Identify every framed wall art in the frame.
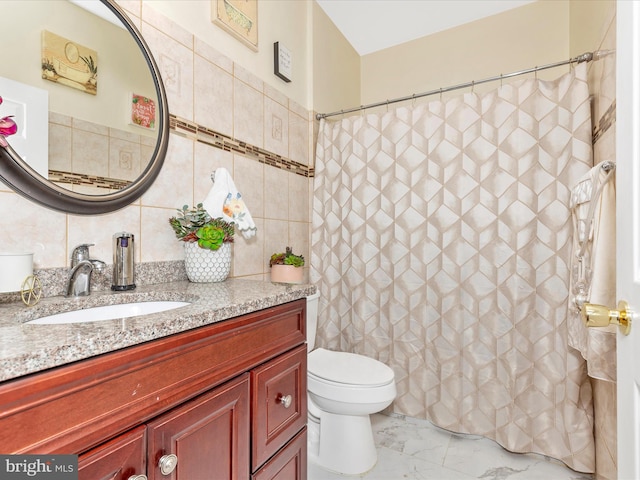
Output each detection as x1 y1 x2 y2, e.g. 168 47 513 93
273 42 292 82
41 30 98 95
212 0 258 51
129 93 156 130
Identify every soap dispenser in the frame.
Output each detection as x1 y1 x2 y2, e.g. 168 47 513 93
112 232 136 291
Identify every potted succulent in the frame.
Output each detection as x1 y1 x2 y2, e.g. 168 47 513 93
169 203 234 282
269 247 305 284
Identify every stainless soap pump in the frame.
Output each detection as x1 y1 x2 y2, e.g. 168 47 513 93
112 232 136 291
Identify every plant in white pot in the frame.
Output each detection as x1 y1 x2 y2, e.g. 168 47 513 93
169 204 234 282
269 247 305 284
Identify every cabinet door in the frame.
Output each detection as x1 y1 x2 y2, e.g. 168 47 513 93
78 425 146 480
147 374 250 480
252 428 307 480
252 345 307 470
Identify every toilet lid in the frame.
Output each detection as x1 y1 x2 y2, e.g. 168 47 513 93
308 348 394 387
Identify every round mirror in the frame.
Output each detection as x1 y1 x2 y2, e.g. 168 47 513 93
0 0 169 215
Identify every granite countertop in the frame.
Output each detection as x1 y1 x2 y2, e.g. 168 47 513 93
0 279 316 383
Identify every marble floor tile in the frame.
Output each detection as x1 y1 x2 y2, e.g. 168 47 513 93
308 413 594 480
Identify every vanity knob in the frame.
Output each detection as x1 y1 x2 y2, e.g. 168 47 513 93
158 453 178 475
278 394 292 408
128 475 148 480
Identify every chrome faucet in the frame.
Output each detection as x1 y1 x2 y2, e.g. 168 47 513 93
66 244 106 297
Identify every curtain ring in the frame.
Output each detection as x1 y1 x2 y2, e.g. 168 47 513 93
471 80 475 93
535 68 538 80
500 74 503 88
412 93 416 107
439 88 443 101
386 100 389 112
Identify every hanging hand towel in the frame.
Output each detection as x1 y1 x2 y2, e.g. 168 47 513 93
202 167 257 239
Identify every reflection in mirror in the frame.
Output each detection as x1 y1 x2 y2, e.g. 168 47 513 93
0 0 168 214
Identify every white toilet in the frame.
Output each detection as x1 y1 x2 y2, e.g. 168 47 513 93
306 291 396 475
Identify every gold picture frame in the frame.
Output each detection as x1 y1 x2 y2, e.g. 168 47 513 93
212 0 258 51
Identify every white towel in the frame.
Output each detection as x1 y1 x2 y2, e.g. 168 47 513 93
202 167 257 239
567 161 616 382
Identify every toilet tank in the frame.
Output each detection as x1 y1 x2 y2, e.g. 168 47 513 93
306 291 320 351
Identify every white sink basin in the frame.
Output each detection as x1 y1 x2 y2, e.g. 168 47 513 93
25 301 191 325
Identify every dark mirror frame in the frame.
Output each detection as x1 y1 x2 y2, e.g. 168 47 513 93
0 0 169 215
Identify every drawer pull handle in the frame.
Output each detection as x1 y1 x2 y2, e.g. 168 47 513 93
278 394 292 408
159 453 178 475
128 475 148 480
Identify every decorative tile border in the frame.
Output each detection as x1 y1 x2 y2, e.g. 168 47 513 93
593 100 615 145
48 170 130 190
170 115 314 178
46 113 315 190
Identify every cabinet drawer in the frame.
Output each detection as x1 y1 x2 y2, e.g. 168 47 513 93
78 425 146 480
252 428 307 480
252 345 307 470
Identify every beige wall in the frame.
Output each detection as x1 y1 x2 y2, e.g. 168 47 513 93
360 1 570 109
138 0 312 110
311 1 361 115
570 0 616 57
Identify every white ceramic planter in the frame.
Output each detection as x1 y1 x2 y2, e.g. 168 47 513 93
183 242 231 282
270 264 304 284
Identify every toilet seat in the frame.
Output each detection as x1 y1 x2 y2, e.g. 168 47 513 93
308 348 394 387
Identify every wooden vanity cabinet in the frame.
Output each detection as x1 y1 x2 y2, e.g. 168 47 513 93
0 299 308 480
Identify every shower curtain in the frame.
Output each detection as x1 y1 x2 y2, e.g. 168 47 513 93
311 63 594 472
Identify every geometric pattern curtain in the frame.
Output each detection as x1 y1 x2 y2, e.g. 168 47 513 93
311 63 594 472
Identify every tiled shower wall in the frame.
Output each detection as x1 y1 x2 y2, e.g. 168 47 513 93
0 1 314 292
586 5 617 480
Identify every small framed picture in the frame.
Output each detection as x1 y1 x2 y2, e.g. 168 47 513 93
274 42 292 83
129 93 156 130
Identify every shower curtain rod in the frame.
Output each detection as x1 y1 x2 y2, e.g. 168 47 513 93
315 51 596 120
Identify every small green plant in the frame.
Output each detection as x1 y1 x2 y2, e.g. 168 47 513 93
196 224 226 250
41 58 55 72
169 204 234 251
80 55 97 75
269 247 305 268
